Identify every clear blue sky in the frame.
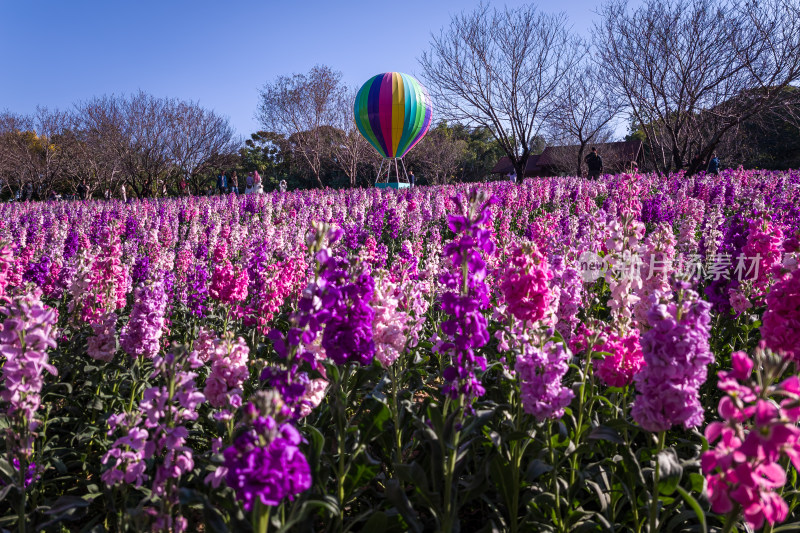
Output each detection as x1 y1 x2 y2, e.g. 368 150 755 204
0 0 610 139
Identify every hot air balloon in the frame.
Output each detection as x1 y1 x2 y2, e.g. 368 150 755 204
354 72 432 189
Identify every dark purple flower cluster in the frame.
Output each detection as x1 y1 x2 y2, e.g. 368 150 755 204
438 191 496 402
62 230 80 260
247 240 270 297
185 263 209 317
124 215 139 241
22 255 51 288
384 208 401 240
641 195 674 224
194 243 209 260
632 281 714 432
223 413 311 511
271 226 375 368
1 458 39 489
131 256 150 285
317 253 375 366
705 214 749 312
259 365 311 418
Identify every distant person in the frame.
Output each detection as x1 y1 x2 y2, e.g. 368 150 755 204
246 172 255 192
507 171 517 184
408 170 416 187
216 172 228 194
707 153 720 175
279 179 287 193
121 184 127 203
230 171 239 194
585 147 603 179
77 180 88 200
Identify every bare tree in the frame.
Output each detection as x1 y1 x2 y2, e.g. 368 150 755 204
0 108 72 199
330 87 372 188
420 3 585 182
0 92 240 200
0 112 30 197
120 92 179 198
405 124 468 185
70 96 127 198
595 0 800 174
546 62 623 176
169 102 240 195
257 65 343 188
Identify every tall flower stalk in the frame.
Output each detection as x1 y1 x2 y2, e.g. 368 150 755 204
434 190 495 532
222 392 311 533
0 291 58 533
702 347 800 531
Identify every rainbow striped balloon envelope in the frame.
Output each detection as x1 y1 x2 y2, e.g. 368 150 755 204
354 72 432 159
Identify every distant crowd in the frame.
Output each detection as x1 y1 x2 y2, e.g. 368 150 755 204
212 170 286 196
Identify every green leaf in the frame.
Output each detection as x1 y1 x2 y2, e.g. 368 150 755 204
490 455 515 514
588 425 624 444
0 484 13 502
36 495 93 531
203 505 228 533
525 459 553 481
675 486 707 533
362 511 389 530
385 479 424 533
43 495 93 515
395 463 437 508
621 445 647 487
657 448 683 496
689 472 705 493
427 403 445 436
358 399 391 442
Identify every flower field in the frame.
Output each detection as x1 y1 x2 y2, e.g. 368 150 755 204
1 169 799 532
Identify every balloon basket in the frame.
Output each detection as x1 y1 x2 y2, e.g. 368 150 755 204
375 182 411 190
374 158 411 190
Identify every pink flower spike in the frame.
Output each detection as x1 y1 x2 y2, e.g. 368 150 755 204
730 351 753 381
705 421 726 444
754 462 786 489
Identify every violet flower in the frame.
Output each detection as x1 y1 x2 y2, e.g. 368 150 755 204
437 191 496 404
119 279 168 359
632 281 713 432
223 396 311 511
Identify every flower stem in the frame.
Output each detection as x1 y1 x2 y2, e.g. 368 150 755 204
389 364 403 469
649 432 666 533
720 506 741 533
441 421 462 533
509 398 528 533
335 365 352 527
570 340 596 486
17 457 26 533
548 419 564 531
253 500 270 533
442 395 464 531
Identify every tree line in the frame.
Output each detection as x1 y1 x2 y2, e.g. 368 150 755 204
0 93 240 200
